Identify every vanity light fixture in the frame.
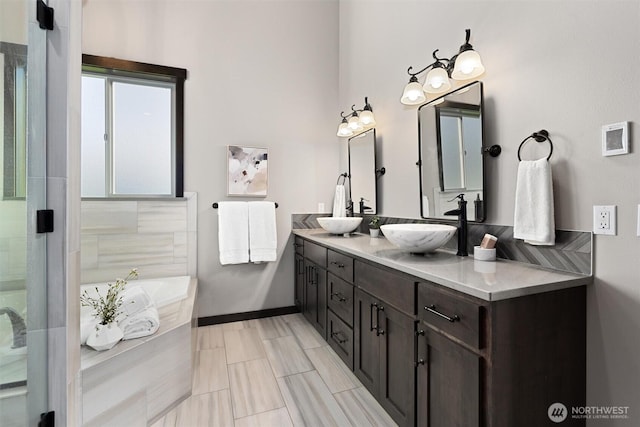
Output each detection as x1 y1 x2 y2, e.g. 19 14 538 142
337 97 376 138
401 29 485 105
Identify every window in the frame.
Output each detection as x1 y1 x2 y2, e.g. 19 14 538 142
81 55 186 197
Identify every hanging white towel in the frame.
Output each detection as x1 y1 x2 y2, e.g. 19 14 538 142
332 185 346 217
513 158 555 245
218 201 249 265
248 201 277 263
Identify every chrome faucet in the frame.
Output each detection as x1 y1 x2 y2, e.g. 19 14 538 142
0 307 26 348
444 194 468 257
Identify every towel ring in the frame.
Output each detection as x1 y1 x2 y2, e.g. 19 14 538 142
336 172 348 185
517 130 553 161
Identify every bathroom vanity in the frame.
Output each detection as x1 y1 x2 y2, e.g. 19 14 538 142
292 229 591 427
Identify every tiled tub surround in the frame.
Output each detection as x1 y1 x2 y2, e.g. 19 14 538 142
292 213 592 276
80 277 198 426
80 192 197 284
292 229 591 301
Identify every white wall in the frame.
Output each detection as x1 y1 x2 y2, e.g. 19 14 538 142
82 0 340 317
339 0 640 424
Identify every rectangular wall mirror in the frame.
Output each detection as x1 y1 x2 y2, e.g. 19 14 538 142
349 129 377 214
418 81 485 221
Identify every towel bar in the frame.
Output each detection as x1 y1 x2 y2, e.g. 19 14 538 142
212 202 278 209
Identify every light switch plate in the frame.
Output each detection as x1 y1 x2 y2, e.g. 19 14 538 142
593 205 616 235
637 205 640 237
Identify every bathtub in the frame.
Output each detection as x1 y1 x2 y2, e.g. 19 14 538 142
80 275 191 336
0 287 27 390
80 276 197 426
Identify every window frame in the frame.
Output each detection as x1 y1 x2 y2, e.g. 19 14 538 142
81 54 187 198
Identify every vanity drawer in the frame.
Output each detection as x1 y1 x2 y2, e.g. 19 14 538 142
328 250 354 283
304 241 327 268
327 273 354 327
355 260 415 316
294 236 304 255
418 282 484 349
327 310 354 370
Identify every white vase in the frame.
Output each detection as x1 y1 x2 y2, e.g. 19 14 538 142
86 322 123 351
370 228 380 238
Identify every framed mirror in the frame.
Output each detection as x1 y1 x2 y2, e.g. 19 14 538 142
349 129 377 214
418 81 485 221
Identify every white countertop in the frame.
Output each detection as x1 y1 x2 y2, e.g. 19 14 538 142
293 229 591 301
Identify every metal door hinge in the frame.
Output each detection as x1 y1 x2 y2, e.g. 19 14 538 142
37 0 54 30
39 411 55 427
37 209 54 233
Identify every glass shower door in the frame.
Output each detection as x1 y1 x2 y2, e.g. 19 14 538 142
0 0 49 425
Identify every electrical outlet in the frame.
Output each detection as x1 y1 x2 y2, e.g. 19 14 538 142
593 205 616 235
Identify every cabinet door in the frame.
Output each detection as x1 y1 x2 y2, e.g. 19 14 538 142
303 261 317 326
353 288 380 395
316 265 327 339
417 327 481 427
379 304 416 427
295 254 305 311
304 261 327 339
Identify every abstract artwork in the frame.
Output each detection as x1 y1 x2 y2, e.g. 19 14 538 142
227 146 269 196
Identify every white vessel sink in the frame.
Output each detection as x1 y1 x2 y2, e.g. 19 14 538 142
380 223 457 253
317 217 363 235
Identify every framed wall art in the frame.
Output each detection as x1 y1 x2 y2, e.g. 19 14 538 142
227 145 269 196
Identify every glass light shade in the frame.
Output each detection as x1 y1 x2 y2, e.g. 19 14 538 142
337 122 353 137
423 67 451 94
359 110 376 127
400 81 426 105
451 49 485 80
348 115 363 131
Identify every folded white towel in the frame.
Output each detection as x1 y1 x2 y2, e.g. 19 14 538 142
332 185 346 217
218 201 249 265
120 285 153 317
513 158 555 245
248 202 277 262
119 306 160 340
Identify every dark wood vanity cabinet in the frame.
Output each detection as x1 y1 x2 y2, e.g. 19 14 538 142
326 249 355 368
417 280 586 427
300 240 328 339
293 235 587 427
354 261 416 427
416 283 485 427
303 259 327 339
293 237 304 310
294 254 304 310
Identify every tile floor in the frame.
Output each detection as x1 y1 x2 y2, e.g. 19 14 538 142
151 313 397 426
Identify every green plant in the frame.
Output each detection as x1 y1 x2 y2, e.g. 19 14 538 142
369 216 380 229
81 269 138 325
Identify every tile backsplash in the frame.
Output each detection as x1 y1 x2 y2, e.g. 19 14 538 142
80 193 197 284
291 213 592 276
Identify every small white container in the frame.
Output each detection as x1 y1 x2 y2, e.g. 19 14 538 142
474 246 496 262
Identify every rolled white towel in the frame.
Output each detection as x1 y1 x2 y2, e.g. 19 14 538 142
120 285 154 317
119 306 160 340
